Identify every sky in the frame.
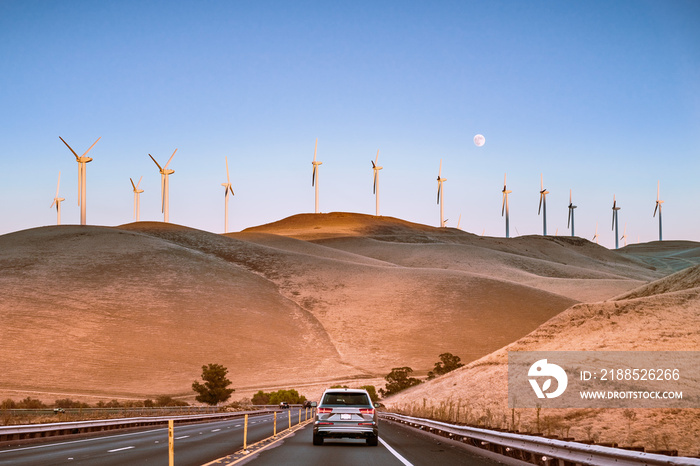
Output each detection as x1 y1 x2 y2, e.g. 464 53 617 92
1 0 698 249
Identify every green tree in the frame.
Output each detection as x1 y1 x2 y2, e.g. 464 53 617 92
427 353 464 379
192 363 235 405
379 367 422 397
359 385 379 403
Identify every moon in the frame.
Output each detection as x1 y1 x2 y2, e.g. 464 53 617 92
473 134 485 147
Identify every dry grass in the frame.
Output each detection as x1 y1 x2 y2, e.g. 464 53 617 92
1 212 698 454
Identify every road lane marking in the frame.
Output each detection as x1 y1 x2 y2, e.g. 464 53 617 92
175 436 190 440
212 429 221 432
379 438 414 466
108 446 135 452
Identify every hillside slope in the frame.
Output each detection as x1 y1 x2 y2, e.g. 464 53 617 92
385 266 700 455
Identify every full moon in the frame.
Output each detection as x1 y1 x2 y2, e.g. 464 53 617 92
474 134 485 147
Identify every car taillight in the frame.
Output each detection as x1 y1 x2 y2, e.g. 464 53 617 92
359 408 375 415
317 407 332 414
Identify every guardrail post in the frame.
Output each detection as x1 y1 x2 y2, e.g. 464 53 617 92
298 408 301 425
288 409 291 430
243 414 249 454
168 419 174 466
273 411 277 437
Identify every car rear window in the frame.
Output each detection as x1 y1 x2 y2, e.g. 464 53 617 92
321 392 370 406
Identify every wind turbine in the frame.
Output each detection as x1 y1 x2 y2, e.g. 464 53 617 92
371 150 383 216
311 138 322 214
653 180 664 241
501 173 512 238
130 176 144 222
620 222 628 247
538 173 549 236
149 149 177 223
612 195 621 249
567 189 577 237
50 171 65 225
457 214 461 230
221 156 235 233
59 136 100 226
592 222 599 244
437 159 446 227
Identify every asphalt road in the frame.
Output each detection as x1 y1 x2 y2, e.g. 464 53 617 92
0 410 303 465
240 418 505 466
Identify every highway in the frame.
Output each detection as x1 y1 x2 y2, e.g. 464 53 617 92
0 412 510 465
239 417 505 466
0 411 302 466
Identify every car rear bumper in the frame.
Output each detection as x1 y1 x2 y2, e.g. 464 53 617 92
313 423 378 439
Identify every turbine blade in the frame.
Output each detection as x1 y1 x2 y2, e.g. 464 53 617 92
130 177 136 190
81 137 101 157
538 195 543 215
312 165 316 186
149 154 163 170
226 156 231 184
313 138 318 162
56 171 61 197
164 149 177 169
373 172 377 194
502 193 506 216
567 209 571 228
439 159 442 178
653 203 658 217
136 176 143 188
59 137 79 160
437 184 441 204
375 150 379 165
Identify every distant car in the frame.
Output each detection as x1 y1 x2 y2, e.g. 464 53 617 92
279 401 290 409
53 408 65 414
303 400 315 408
313 388 378 446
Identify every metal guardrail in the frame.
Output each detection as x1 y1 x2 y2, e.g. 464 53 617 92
380 412 700 466
0 409 274 443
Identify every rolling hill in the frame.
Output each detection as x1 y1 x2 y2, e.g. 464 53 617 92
0 213 696 406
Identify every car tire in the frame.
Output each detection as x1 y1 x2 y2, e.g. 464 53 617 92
366 436 378 446
312 433 324 446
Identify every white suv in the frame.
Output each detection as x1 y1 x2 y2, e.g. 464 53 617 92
312 388 379 446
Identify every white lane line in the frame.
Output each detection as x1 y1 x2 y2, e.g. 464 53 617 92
108 446 135 453
175 436 190 440
211 429 221 432
379 438 414 466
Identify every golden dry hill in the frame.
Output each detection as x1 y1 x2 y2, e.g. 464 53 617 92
0 213 697 407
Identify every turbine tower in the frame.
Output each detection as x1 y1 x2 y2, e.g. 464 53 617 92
371 150 383 216
50 171 65 225
592 222 599 244
149 149 177 223
620 222 628 247
567 189 577 237
59 136 100 226
437 159 446 227
653 180 664 241
130 176 144 222
221 156 235 233
612 195 621 249
311 138 322 214
538 173 549 236
501 173 512 238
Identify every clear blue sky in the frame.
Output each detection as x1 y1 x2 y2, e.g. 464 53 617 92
1 0 698 248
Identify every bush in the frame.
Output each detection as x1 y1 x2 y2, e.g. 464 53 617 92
252 389 307 405
379 367 422 397
192 363 235 405
360 385 379 403
427 353 464 379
